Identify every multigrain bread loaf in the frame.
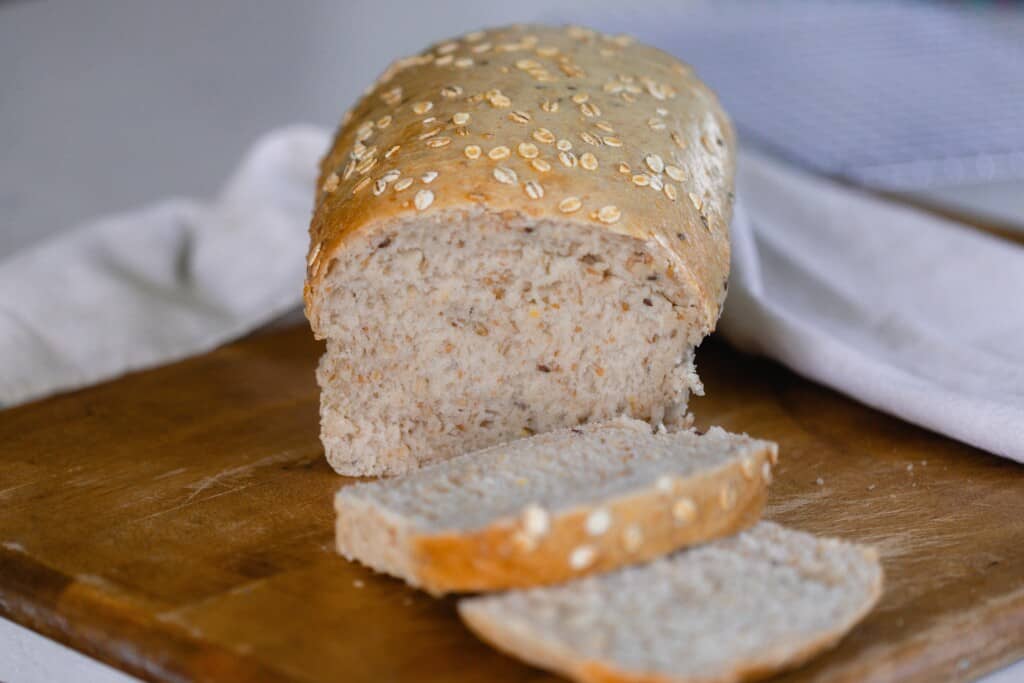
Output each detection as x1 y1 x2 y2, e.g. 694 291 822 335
306 24 736 475
335 418 776 595
459 522 883 683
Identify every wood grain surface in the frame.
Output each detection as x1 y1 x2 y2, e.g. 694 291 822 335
1 324 1022 683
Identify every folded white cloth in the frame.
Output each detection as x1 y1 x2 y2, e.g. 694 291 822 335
0 125 330 407
725 152 1024 462
2 127 1021 463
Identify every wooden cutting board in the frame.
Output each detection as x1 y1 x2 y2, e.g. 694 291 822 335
1 324 1022 683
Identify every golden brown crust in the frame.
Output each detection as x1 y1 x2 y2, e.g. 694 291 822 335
305 24 734 337
407 444 772 595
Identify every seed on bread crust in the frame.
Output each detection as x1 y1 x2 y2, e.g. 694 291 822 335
532 128 556 144
493 166 518 184
665 164 686 182
307 241 322 266
351 176 372 195
517 142 540 159
622 524 643 552
645 154 665 174
720 482 737 510
740 456 757 480
488 145 511 160
672 497 697 524
558 196 582 213
597 205 621 224
569 545 596 570
322 173 340 193
521 503 550 538
585 508 612 536
414 190 435 210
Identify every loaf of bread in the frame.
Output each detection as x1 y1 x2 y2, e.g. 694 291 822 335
335 418 775 595
459 522 883 683
306 24 735 475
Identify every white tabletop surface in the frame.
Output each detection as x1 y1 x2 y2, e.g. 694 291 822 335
1 1 1021 681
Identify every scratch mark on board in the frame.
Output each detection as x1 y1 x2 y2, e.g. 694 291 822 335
134 483 257 524
181 451 299 505
153 467 188 481
0 482 33 499
766 486 831 516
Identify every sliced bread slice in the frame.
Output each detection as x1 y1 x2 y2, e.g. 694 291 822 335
335 418 777 595
459 522 883 683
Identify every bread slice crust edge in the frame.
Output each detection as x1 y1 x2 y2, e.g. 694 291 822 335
335 440 775 595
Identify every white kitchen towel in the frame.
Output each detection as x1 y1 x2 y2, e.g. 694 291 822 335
0 125 330 407
725 152 1024 462
1 127 1022 462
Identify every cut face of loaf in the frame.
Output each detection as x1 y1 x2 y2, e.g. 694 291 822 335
306 25 735 476
334 418 777 595
459 522 884 683
316 211 707 474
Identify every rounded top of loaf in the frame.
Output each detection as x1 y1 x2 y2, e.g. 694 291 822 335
305 24 735 336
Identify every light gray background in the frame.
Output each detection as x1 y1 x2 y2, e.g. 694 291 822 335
2 0 1021 260
0 0 639 256
1 1 1021 681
